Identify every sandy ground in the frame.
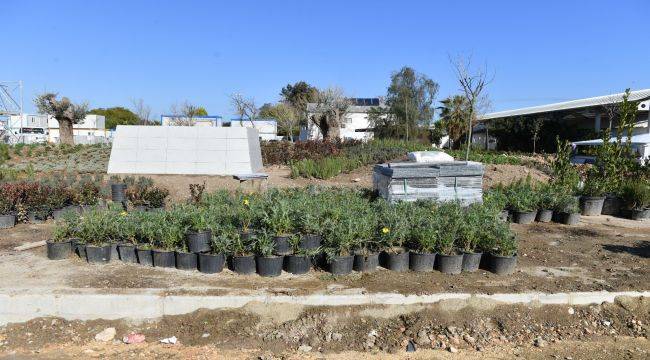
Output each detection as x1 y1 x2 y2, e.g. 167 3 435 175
0 298 648 358
0 216 647 296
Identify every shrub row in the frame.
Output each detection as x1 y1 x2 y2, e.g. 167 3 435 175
49 187 519 276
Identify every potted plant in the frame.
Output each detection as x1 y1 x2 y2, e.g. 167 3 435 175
228 231 256 275
135 211 161 266
110 176 127 203
536 184 556 223
377 202 410 272
580 175 608 216
261 199 294 256
506 179 539 224
351 209 379 273
115 211 138 263
322 214 358 275
47 213 76 260
175 243 198 271
0 189 16 229
74 177 101 211
296 211 323 251
489 226 518 275
484 185 509 221
236 196 255 240
620 181 650 220
152 215 183 268
198 227 229 274
553 193 581 225
458 204 488 272
434 202 464 274
186 210 212 253
408 207 438 272
50 185 74 220
254 231 284 277
78 209 113 264
144 186 169 210
284 235 317 275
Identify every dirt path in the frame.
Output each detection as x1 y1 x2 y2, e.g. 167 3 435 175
1 298 647 359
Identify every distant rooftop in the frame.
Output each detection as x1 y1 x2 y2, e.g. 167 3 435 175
481 89 650 120
307 97 385 113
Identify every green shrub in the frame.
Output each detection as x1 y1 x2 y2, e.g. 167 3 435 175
504 177 539 212
620 181 650 210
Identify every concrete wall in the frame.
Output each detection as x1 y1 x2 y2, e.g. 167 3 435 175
107 125 263 175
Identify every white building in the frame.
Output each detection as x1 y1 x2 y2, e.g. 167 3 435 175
4 114 108 144
160 115 223 127
301 98 383 141
227 118 281 141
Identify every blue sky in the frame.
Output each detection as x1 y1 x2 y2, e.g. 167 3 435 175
3 0 649 118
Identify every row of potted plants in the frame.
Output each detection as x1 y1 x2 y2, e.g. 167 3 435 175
47 187 519 276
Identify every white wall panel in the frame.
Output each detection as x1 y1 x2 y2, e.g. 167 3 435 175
107 125 263 175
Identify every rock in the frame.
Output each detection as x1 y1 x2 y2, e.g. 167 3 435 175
160 336 177 345
201 333 210 338
331 332 343 341
94 328 116 342
298 345 312 352
602 320 611 327
448 345 458 353
533 337 547 348
568 307 575 315
463 334 476 345
416 330 429 346
352 178 361 183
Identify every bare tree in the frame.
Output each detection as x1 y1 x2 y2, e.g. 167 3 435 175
131 98 151 125
34 93 88 145
168 101 201 126
309 87 351 140
229 93 258 128
450 55 492 160
602 101 619 130
531 117 544 154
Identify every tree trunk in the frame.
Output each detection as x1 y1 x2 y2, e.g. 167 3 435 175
58 119 74 145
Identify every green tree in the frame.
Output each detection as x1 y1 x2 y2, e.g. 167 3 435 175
384 66 439 141
263 103 298 141
195 107 208 116
437 95 469 149
89 107 139 130
280 81 318 125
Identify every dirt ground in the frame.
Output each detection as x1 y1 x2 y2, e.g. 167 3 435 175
0 297 647 358
0 216 647 297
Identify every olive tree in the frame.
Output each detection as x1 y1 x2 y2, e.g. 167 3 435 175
34 93 88 145
309 87 351 140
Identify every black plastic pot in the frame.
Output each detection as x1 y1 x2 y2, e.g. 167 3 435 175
284 255 311 275
580 196 605 216
111 183 127 202
490 254 517 275
136 248 153 266
186 230 212 253
175 251 198 271
382 250 410 272
558 212 581 225
118 244 138 263
601 196 622 216
299 234 322 250
198 253 225 274
436 254 463 274
409 252 436 272
462 252 483 272
46 240 71 260
109 243 119 261
85 244 111 264
0 214 16 229
71 238 86 258
328 255 354 275
512 210 537 224
152 250 175 268
536 209 553 223
256 255 284 277
28 212 47 224
232 255 256 275
353 252 379 272
272 235 292 255
625 208 650 221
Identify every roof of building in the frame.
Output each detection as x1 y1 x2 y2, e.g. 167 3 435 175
228 118 277 124
481 89 650 120
307 97 385 114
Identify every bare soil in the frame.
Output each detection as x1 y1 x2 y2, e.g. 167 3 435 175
0 297 647 358
0 216 647 296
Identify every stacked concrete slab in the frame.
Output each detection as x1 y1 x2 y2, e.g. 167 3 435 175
107 125 263 175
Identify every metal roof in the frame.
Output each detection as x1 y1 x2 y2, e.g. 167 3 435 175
573 132 650 146
481 89 650 120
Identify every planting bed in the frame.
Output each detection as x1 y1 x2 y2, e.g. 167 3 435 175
0 216 647 296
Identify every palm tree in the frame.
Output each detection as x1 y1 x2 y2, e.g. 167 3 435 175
438 96 469 149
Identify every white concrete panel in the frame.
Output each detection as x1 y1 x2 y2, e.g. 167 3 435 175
113 136 138 149
108 126 263 175
138 137 167 150
166 149 197 162
196 138 228 151
137 149 166 162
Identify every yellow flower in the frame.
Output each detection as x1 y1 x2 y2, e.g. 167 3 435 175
120 211 128 216
243 199 250 206
381 227 390 234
